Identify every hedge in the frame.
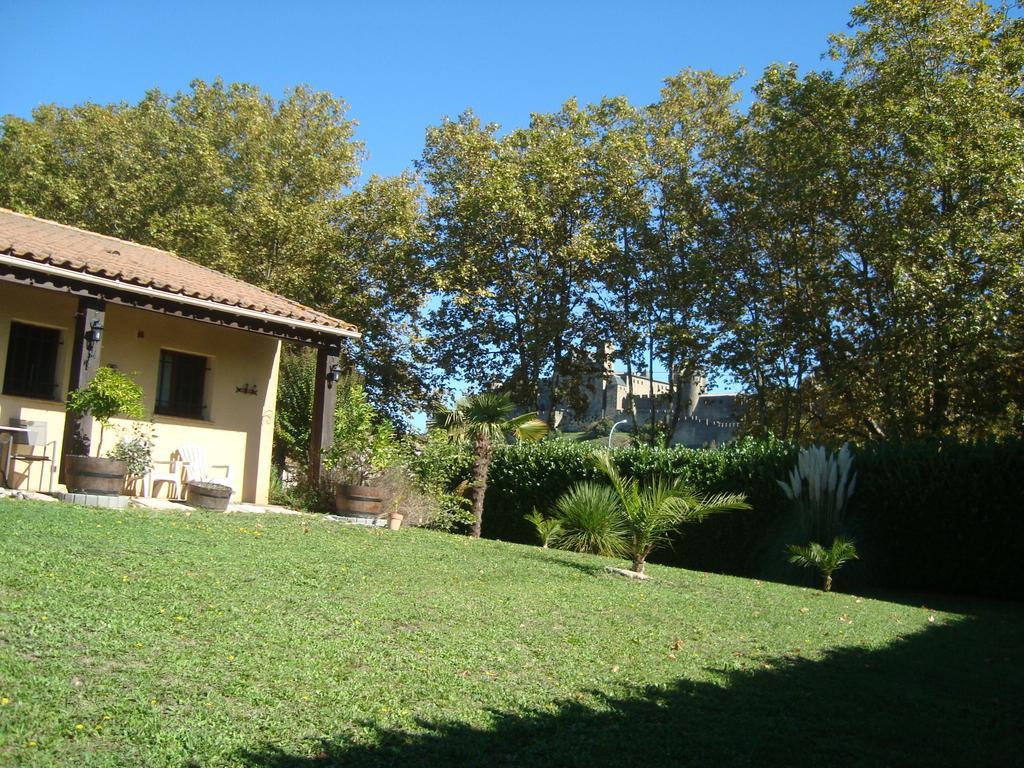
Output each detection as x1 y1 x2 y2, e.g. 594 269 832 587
480 437 1024 600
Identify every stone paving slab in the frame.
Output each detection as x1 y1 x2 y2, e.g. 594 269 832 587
0 488 58 502
131 497 309 517
324 514 387 527
5 488 377 526
228 502 304 516
131 497 193 512
56 492 130 509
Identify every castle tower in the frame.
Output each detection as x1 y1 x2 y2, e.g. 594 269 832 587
676 367 706 418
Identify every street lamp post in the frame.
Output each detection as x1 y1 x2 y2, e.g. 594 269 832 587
608 419 628 449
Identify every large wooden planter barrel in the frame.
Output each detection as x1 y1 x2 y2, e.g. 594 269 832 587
64 455 127 496
335 484 385 516
186 481 233 511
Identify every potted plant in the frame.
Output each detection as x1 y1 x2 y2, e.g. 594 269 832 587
330 446 388 517
64 367 145 495
323 375 399 517
107 420 156 494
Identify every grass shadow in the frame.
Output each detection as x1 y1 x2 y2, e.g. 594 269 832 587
236 610 1023 767
521 548 610 577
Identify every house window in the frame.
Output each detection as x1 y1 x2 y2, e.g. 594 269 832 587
155 349 208 419
3 321 61 400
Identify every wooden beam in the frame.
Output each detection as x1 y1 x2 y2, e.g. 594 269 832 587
308 345 341 483
60 297 105 478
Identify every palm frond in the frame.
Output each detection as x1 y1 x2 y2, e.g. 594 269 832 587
787 541 825 569
460 392 516 424
594 450 630 499
429 404 465 434
524 508 563 548
685 491 752 520
505 413 549 443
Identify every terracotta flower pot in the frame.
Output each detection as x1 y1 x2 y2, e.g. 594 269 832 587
387 512 404 531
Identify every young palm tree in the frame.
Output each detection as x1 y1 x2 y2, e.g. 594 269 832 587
434 393 548 538
779 444 860 591
555 451 750 575
594 452 750 575
788 537 859 592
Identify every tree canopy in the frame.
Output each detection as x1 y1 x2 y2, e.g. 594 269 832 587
3 0 1021 443
0 79 433 420
419 0 1024 442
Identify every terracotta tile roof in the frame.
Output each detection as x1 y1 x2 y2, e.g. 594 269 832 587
0 208 358 336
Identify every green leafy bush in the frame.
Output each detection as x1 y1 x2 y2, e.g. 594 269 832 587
476 436 1024 599
107 421 156 476
848 439 1024 598
402 429 474 532
324 374 400 485
273 348 316 470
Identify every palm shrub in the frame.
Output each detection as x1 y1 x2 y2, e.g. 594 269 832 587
434 393 548 538
788 538 859 592
523 509 563 549
550 483 625 556
553 451 750 576
778 444 859 591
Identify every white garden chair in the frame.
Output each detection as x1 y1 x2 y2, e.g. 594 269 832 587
142 456 184 499
174 444 235 499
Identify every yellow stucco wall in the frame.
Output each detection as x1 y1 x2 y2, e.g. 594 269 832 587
0 281 281 503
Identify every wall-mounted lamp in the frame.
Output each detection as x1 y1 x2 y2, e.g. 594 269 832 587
85 319 103 362
327 363 343 387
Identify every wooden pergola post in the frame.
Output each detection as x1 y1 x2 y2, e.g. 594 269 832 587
60 297 105 479
308 344 340 483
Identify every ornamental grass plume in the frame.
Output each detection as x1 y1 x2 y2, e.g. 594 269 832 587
778 443 856 544
779 444 859 591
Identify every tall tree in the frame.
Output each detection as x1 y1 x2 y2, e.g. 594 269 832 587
0 80 433 419
713 0 1024 442
643 69 744 440
713 65 851 442
826 0 1024 439
420 103 606 417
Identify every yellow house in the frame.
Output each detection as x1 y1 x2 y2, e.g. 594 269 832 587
0 209 357 504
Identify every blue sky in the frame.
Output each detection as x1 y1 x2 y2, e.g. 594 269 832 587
2 1 856 180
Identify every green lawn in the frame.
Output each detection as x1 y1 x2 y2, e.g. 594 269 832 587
1 500 1021 767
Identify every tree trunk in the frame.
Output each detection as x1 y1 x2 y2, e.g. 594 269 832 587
632 555 646 575
648 329 657 446
469 434 492 539
823 572 832 592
